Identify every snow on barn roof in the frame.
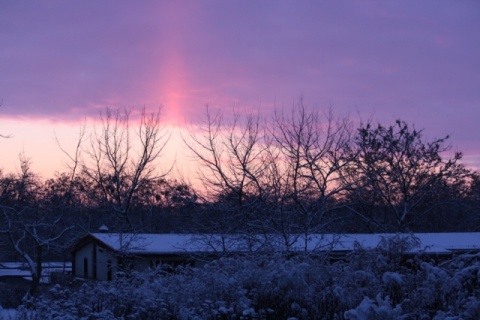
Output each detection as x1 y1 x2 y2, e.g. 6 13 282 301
330 233 480 253
88 232 480 255
90 233 207 254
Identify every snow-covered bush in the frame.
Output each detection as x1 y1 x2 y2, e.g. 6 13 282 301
15 254 356 319
11 249 480 319
344 294 402 320
0 284 28 310
344 239 480 319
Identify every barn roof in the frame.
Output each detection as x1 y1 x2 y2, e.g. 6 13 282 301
75 232 480 255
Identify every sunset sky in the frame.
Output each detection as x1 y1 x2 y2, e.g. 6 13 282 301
1 1 479 178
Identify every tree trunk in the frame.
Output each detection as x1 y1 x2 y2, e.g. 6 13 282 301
28 245 43 297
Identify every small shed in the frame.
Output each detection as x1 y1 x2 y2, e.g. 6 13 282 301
71 233 202 280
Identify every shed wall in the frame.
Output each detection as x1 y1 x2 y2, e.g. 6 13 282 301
74 243 94 279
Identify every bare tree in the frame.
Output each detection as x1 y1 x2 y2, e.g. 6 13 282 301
345 120 467 232
469 172 480 230
0 155 74 298
271 102 354 250
82 107 170 231
183 106 274 242
184 103 354 251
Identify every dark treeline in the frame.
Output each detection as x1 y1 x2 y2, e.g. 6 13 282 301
1 103 479 296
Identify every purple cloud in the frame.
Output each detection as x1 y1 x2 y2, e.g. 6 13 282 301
0 0 479 159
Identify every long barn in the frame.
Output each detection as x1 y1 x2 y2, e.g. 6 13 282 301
71 232 480 281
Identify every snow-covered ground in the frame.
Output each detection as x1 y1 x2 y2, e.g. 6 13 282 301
0 262 71 283
0 307 17 319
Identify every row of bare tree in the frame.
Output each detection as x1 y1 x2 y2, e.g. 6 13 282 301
1 103 479 296
185 102 477 239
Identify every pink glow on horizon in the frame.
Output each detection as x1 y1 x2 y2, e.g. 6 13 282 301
0 118 191 181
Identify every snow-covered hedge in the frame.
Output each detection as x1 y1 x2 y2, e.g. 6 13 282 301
11 247 480 319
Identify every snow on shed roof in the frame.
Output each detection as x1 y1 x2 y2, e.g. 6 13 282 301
87 232 480 255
